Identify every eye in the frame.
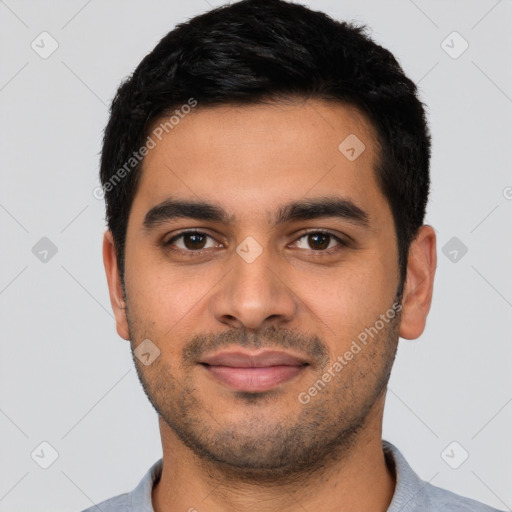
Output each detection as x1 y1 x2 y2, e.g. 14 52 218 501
165 231 219 252
163 229 349 256
293 231 347 253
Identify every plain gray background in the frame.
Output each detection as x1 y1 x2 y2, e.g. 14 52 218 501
0 0 511 510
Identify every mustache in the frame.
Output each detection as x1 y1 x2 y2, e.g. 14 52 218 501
183 324 330 368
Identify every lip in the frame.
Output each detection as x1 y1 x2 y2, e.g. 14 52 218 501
200 350 309 392
201 349 309 368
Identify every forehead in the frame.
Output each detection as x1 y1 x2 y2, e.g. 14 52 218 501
130 99 388 227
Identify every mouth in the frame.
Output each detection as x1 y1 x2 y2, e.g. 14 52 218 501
200 349 310 393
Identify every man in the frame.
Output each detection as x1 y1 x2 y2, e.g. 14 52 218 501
83 0 504 510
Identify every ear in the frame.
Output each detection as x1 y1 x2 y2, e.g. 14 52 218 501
399 225 437 340
102 230 130 340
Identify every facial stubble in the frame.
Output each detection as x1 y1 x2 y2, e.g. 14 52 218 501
126 303 400 484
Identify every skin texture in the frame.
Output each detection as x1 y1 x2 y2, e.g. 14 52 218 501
103 99 437 511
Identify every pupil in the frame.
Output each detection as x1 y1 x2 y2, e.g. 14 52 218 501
309 233 329 250
186 233 205 250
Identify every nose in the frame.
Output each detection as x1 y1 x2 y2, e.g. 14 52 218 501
210 240 297 331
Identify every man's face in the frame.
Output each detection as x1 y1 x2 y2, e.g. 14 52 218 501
115 100 404 477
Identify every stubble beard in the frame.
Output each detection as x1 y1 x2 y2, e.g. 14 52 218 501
126 304 400 484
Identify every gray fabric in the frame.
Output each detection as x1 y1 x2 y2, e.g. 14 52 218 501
81 440 505 511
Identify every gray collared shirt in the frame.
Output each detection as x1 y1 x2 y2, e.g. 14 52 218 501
81 440 505 511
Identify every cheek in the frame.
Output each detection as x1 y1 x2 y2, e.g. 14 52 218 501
296 255 397 344
125 248 216 336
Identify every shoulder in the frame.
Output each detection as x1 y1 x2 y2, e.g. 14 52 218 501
80 492 129 512
419 481 505 511
78 457 163 512
383 440 505 512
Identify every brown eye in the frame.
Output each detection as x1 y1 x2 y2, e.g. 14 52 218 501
165 231 217 252
295 231 345 252
307 232 330 250
181 233 207 250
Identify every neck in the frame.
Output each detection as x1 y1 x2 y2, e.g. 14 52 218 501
151 397 395 512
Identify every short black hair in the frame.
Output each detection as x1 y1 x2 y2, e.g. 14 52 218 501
100 0 431 293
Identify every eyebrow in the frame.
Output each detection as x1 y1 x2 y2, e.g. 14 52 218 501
142 196 370 231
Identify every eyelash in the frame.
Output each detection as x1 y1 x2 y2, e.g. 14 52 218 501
163 230 349 257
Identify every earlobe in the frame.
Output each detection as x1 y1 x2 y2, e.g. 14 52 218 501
398 225 437 340
102 230 130 340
